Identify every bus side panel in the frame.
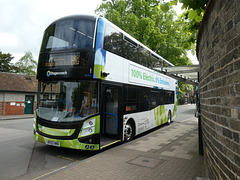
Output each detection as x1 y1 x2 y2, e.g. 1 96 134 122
94 18 106 79
173 80 178 119
154 104 175 125
125 104 174 136
104 52 125 83
124 111 155 135
173 101 177 119
154 105 167 126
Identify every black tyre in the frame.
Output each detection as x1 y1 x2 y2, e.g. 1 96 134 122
124 122 134 142
167 111 172 125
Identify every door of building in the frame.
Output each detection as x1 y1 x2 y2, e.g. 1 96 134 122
24 95 34 114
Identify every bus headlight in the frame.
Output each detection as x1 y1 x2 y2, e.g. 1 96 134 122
81 127 95 136
81 118 96 136
82 118 95 129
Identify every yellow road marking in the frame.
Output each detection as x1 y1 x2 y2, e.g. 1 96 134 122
57 155 74 161
100 140 121 149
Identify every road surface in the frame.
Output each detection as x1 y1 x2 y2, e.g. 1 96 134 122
0 118 98 180
0 104 196 180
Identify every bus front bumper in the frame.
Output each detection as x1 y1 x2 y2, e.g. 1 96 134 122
33 131 100 151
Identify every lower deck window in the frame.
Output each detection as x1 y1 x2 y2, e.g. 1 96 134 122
124 85 174 114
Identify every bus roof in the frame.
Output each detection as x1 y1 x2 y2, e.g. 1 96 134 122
50 14 98 25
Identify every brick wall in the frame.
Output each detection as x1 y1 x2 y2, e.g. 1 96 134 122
0 102 3 115
0 92 37 115
0 101 37 115
4 102 25 115
197 0 240 179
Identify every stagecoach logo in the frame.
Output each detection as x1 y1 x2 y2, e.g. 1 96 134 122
46 71 67 77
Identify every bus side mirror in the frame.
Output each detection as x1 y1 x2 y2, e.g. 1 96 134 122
101 72 110 77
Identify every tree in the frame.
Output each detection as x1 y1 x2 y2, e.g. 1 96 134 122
159 0 209 101
0 50 17 73
14 51 37 75
161 0 209 45
178 81 193 104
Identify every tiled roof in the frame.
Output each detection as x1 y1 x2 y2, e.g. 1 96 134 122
0 72 37 93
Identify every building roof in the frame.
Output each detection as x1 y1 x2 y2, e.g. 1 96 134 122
0 72 37 93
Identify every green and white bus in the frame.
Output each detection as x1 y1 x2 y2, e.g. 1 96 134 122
34 15 178 150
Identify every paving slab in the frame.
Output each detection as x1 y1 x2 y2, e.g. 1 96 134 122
35 117 207 180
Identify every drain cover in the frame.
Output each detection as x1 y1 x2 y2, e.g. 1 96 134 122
127 156 165 168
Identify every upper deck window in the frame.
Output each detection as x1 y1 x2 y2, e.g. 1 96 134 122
40 19 95 52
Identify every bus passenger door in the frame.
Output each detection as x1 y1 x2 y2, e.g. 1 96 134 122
102 85 123 139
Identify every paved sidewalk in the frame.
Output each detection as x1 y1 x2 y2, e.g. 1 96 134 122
0 114 34 120
36 117 206 180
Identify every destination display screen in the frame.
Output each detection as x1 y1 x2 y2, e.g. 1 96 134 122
45 52 89 67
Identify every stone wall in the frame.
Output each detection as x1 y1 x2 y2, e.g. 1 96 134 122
197 0 240 179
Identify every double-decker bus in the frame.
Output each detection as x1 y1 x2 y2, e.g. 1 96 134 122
34 15 178 150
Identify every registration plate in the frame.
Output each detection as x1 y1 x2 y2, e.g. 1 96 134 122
46 140 60 147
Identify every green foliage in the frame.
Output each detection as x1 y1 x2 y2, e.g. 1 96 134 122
180 0 208 10
161 0 209 44
178 81 193 100
0 50 17 73
0 50 37 75
15 51 37 75
96 0 193 66
160 3 170 12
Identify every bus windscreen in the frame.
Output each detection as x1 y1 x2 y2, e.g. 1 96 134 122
37 81 98 122
40 19 95 52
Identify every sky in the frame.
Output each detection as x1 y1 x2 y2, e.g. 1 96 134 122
0 0 198 65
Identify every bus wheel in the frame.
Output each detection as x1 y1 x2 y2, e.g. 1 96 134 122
167 111 172 125
124 122 134 142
